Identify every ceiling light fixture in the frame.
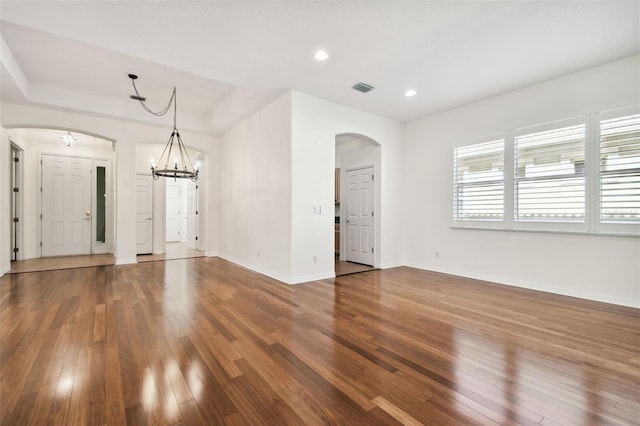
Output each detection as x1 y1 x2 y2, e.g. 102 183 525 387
314 50 329 61
128 74 198 181
60 131 76 147
405 89 417 97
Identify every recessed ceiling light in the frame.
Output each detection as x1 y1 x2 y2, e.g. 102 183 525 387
405 89 417 97
314 50 329 61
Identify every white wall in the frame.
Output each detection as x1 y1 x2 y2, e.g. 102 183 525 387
291 91 405 282
404 55 640 307
1 102 216 265
218 92 293 281
218 91 403 284
0 126 10 276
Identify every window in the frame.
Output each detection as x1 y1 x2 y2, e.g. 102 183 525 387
599 113 640 224
514 124 586 223
451 106 639 236
453 138 504 221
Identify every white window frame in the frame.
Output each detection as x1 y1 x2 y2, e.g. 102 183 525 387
451 132 506 230
593 105 640 236
511 116 589 234
452 109 639 237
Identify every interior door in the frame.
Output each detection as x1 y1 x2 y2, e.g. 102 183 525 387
346 167 374 265
135 175 153 254
185 180 198 249
166 180 182 242
42 155 92 257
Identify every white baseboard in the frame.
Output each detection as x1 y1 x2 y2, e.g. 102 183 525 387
205 251 218 257
115 257 138 266
218 255 292 284
405 261 639 309
218 255 335 285
378 261 403 269
288 271 336 284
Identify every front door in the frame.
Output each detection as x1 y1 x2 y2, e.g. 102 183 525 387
41 155 92 257
346 167 374 266
136 175 154 254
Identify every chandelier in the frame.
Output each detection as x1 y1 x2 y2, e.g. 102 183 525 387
60 131 76 147
128 74 199 181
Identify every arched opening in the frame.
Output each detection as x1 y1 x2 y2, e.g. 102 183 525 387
4 127 116 271
334 132 381 276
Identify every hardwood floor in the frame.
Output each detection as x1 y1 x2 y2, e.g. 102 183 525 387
1 258 638 425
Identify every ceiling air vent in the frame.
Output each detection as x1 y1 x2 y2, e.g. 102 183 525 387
352 82 375 93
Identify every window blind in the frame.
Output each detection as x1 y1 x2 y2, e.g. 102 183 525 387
600 114 640 224
453 139 504 221
514 124 586 222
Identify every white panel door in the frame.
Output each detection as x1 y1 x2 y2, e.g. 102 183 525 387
185 180 198 249
346 167 374 266
135 175 154 254
42 155 92 257
166 180 182 242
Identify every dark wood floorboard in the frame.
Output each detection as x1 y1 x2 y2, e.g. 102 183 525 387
1 258 638 425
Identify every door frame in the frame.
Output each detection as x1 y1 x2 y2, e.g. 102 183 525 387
38 152 114 257
10 142 24 261
135 173 155 255
342 164 376 266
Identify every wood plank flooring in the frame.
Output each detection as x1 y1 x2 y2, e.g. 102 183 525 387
1 258 638 425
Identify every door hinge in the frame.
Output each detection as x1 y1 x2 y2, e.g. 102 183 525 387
40 214 43 220
372 211 374 216
40 241 42 247
372 247 374 253
195 236 198 241
372 174 374 181
40 187 42 192
13 217 18 223
195 211 198 215
13 187 18 193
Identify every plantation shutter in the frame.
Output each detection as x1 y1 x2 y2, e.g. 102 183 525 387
514 124 586 222
453 139 504 221
600 114 640 224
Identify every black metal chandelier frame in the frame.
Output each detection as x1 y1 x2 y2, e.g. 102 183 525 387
128 74 199 181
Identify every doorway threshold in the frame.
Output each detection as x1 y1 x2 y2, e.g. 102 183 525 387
137 242 205 263
335 259 377 277
6 254 115 274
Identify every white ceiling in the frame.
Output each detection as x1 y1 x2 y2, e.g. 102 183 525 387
1 1 639 135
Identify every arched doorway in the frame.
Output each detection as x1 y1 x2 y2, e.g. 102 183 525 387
334 133 381 275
